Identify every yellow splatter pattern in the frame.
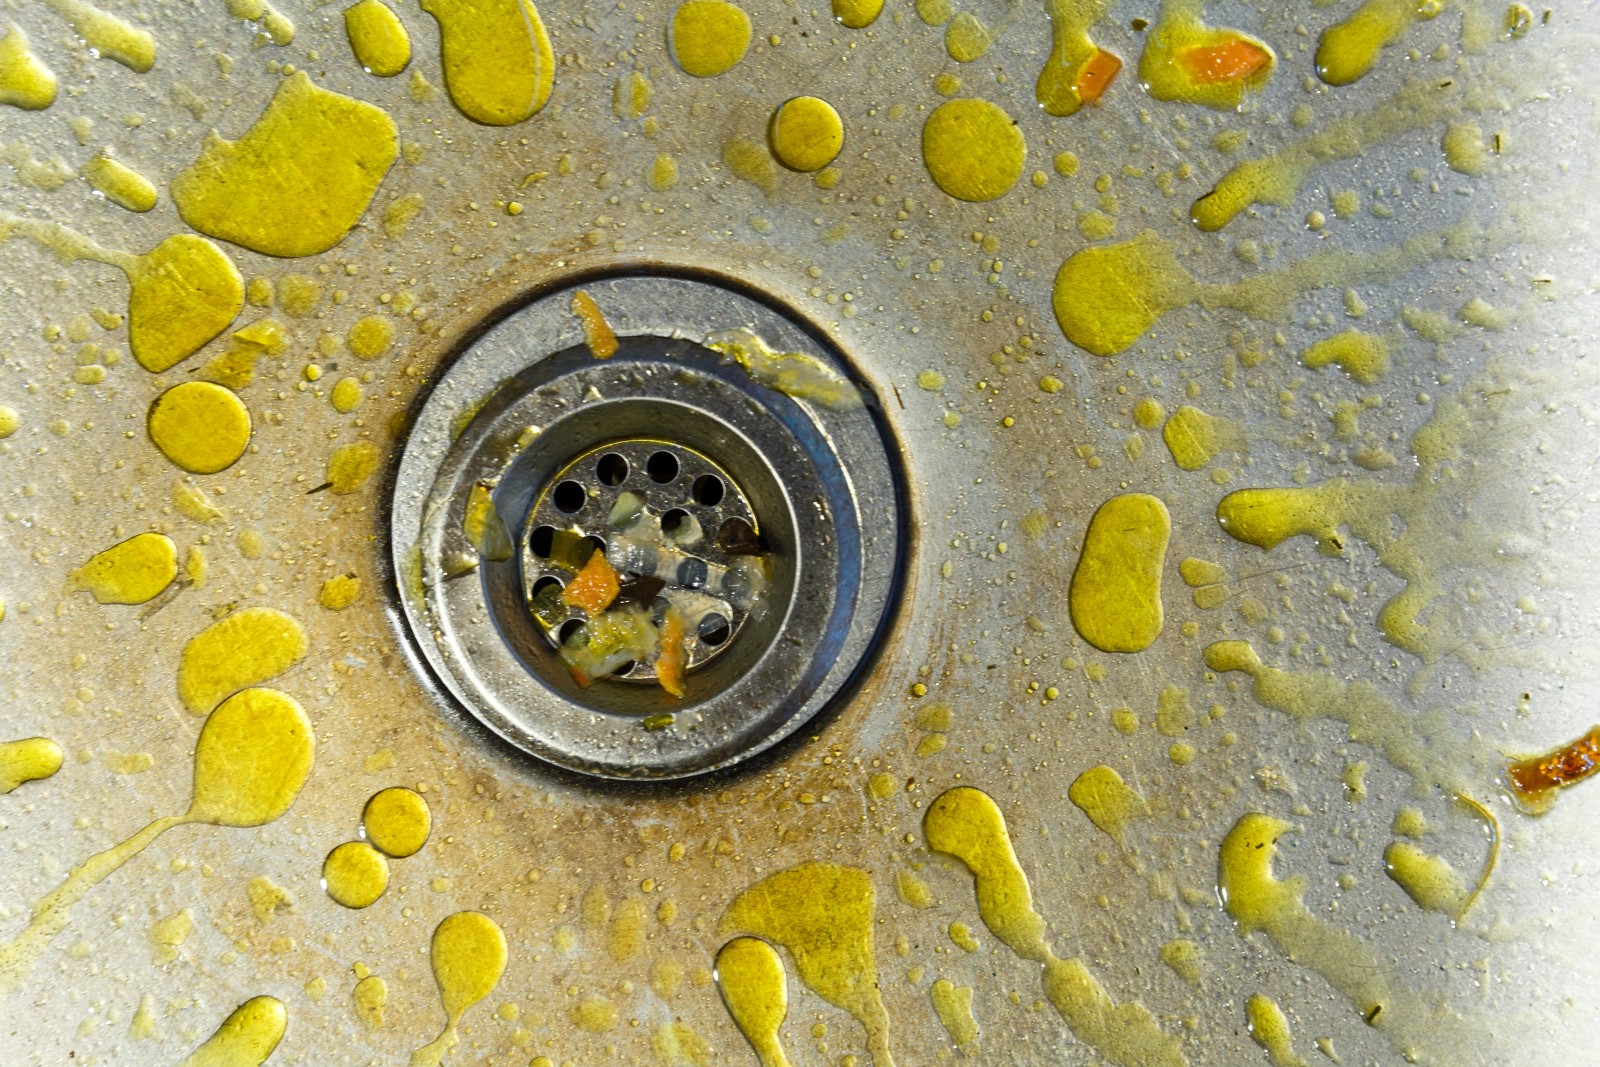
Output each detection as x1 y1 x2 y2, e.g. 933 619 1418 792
0 737 63 794
715 936 793 1067
178 996 288 1067
177 607 309 714
70 532 177 604
411 912 508 1066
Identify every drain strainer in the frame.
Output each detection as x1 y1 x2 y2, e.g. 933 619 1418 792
390 272 907 780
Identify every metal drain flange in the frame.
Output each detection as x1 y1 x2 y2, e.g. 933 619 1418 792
390 273 907 780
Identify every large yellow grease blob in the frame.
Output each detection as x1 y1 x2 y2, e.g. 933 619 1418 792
363 786 432 857
70 532 177 604
173 72 398 257
721 863 895 1067
669 0 751 77
0 737 63 794
921 98 1025 203
178 607 309 714
1068 493 1170 653
345 0 411 77
1316 0 1441 87
0 688 314 996
1036 0 1118 116
422 0 554 124
411 911 508 1066
148 381 252 475
1052 231 1198 356
0 26 58 110
1138 0 1274 111
715 936 793 1067
178 996 288 1067
770 96 844 173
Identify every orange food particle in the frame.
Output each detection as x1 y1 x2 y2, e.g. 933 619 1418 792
1507 725 1600 810
1072 48 1122 105
657 611 686 698
1177 38 1272 85
570 289 618 359
562 550 620 615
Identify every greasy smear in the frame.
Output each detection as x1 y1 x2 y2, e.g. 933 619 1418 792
925 787 1185 1066
1316 0 1441 87
363 786 431 857
571 290 619 359
411 912 508 1067
178 607 309 714
178 996 287 1067
0 688 313 996
930 979 978 1050
770 96 844 173
0 215 243 373
42 0 154 73
1506 726 1600 814
354 974 388 1030
721 864 894 1067
832 0 882 29
669 0 751 77
173 73 397 258
463 482 514 561
0 738 63 794
715 936 793 1067
921 98 1025 203
706 328 861 409
1383 842 1469 919
1036 0 1118 116
1138 0 1274 110
327 441 381 494
723 138 777 193
0 26 56 110
421 0 554 124
1301 330 1389 385
323 841 390 909
147 382 252 474
71 532 177 604
1067 765 1147 847
1245 994 1305 1067
225 0 295 44
1163 406 1238 471
1052 231 1198 356
81 153 159 212
1219 814 1474 1061
1068 493 1170 653
345 0 411 77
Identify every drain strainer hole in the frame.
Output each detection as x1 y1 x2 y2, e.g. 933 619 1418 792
528 525 555 558
691 474 725 506
646 450 680 483
531 575 563 598
557 618 584 644
699 613 731 647
553 480 588 514
660 508 703 546
596 453 629 486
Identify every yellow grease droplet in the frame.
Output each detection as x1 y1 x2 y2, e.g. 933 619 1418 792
42 0 154 72
1068 493 1170 653
347 314 395 359
649 152 679 190
363 786 432 857
0 404 17 437
1383 841 1469 919
353 974 388 1031
411 912 509 1067
327 441 381 494
930 980 978 1049
1316 0 1440 87
1162 405 1240 471
147 382 252 474
1300 330 1389 384
1245 993 1306 1067
130 236 246 372
832 0 882 29
721 864 894 1067
706 328 861 409
570 289 619 358
769 96 844 173
331 376 364 413
71 532 177 604
81 153 158 212
723 138 777 193
1138 2 1275 111
178 996 287 1067
323 841 391 909
613 70 652 118
345 0 411 77
715 936 793 1067
944 12 991 62
1036 0 1116 116
921 98 1025 203
178 607 308 714
1052 230 1197 356
421 0 555 125
0 26 57 110
172 72 399 257
669 0 752 77
1067 765 1147 847
0 737 63 794
319 573 361 610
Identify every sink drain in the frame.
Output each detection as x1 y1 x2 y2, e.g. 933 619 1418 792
389 272 908 780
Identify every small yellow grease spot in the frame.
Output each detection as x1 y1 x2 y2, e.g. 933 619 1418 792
832 0 882 27
930 979 979 1050
649 152 679 190
896 870 933 909
670 0 752 77
71 532 177 604
1383 841 1469 919
347 313 395 359
572 994 619 1032
1441 121 1489 177
42 0 154 72
177 607 308 714
324 841 390 909
247 876 293 922
1246 993 1306 1067
178 996 287 1067
1069 493 1170 653
723 138 777 193
1316 0 1440 87
1067 765 1147 846
1159 939 1203 985
150 908 193 964
174 482 224 523
185 546 207 587
421 0 555 125
948 921 979 952
770 96 844 173
81 153 158 212
203 316 290 389
722 864 893 1067
331 376 364 413
319 573 361 610
327 441 381 494
148 382 252 475
944 12 991 62
345 0 411 77
0 26 57 110
613 70 652 118
571 290 619 358
383 193 425 236
1052 231 1197 356
921 98 1025 203
463 482 514 560
353 974 388 1031
706 328 861 409
1300 330 1389 385
226 0 295 43
0 737 63 794
1163 405 1242 470
364 786 431 857
411 912 508 1067
0 405 17 437
106 751 155 775
131 994 158 1039
715 936 793 1067
1138 2 1274 111
173 73 398 258
1037 0 1118 116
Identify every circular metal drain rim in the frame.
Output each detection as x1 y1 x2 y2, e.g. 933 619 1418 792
389 271 908 780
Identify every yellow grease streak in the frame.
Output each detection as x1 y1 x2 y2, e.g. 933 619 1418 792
1245 993 1306 1067
0 27 56 110
463 482 514 560
1316 0 1441 87
178 607 308 714
363 786 431 857
669 0 751 77
148 381 252 474
924 787 1185 1067
81 153 158 212
411 911 508 1067
1300 330 1389 384
921 98 1025 203
832 0 882 29
930 979 979 1050
71 532 177 604
571 290 619 358
179 996 288 1067
715 936 793 1067
1068 493 1170 653
1036 0 1111 116
323 841 390 908
422 0 553 124
1383 842 1469 919
1219 813 1473 1062
0 215 243 373
0 688 313 996
345 0 411 77
174 73 398 257
721 863 895 1067
770 96 844 173
1138 0 1274 111
0 737 63 793
43 0 154 72
706 328 861 410
1067 765 1147 847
